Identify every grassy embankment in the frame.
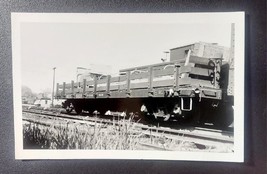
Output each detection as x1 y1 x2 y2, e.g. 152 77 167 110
23 115 144 150
23 114 233 152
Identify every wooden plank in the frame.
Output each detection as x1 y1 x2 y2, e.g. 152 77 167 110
97 79 107 84
120 75 127 81
130 82 149 89
110 85 119 90
129 89 150 97
96 82 107 89
154 67 174 77
110 76 126 83
85 88 94 92
179 66 192 73
83 92 95 98
189 55 220 67
119 59 184 72
94 92 108 98
119 84 127 90
97 85 107 91
179 77 214 88
153 79 174 87
178 77 192 85
73 88 83 93
179 66 213 77
65 89 71 94
109 91 127 98
64 88 72 93
73 82 81 88
110 76 119 82
190 67 213 76
65 94 73 98
75 93 83 98
64 84 72 88
130 72 149 80
109 89 152 98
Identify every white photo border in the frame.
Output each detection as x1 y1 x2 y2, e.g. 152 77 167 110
12 12 245 162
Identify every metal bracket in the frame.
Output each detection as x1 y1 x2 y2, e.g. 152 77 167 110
181 98 192 111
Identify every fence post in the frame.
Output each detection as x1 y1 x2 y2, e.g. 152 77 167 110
83 79 86 97
93 76 97 98
174 64 180 92
126 71 131 95
106 75 111 97
62 82 66 98
148 66 153 96
71 80 74 97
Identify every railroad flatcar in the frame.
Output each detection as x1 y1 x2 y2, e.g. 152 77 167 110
56 25 235 127
56 47 234 127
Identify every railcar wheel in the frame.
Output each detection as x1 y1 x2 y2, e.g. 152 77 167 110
139 104 154 123
62 101 74 114
213 104 234 128
141 113 156 124
74 107 83 115
153 109 171 121
66 108 73 114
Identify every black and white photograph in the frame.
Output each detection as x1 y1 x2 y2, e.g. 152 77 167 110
12 12 244 161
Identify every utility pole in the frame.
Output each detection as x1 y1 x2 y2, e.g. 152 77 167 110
227 23 235 96
52 67 56 107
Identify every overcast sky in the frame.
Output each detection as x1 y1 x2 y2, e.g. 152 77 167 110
21 22 231 93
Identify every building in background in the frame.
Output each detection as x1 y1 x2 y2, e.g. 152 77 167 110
77 64 112 82
170 42 230 62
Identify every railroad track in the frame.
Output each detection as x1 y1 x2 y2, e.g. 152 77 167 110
22 108 234 150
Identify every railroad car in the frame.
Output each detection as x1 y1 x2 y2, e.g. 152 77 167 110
56 26 235 127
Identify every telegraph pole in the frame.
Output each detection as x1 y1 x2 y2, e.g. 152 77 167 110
52 67 56 107
227 23 235 96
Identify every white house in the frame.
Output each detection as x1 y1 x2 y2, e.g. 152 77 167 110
34 98 52 108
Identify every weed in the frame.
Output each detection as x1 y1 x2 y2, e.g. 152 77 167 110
23 115 143 150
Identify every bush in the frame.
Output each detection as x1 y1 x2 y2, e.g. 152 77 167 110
23 116 143 150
